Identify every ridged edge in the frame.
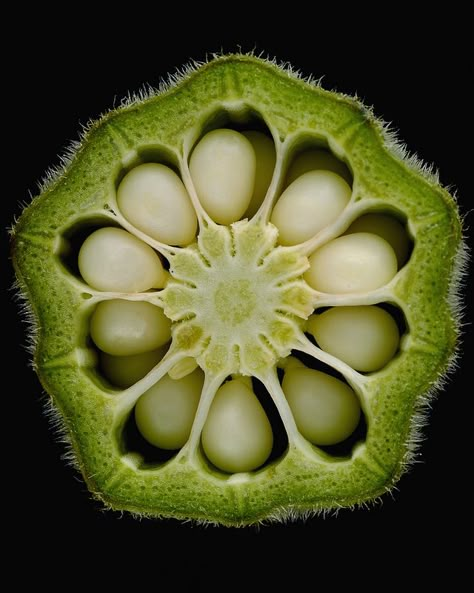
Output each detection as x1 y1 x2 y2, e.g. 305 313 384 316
11 52 469 526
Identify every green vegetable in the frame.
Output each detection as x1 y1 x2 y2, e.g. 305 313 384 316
11 55 465 525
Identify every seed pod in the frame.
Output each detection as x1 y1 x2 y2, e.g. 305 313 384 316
11 55 465 526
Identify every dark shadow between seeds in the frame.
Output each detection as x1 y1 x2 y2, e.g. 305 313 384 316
120 410 178 467
251 377 289 465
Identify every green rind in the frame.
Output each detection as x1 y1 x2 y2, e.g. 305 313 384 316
12 54 463 525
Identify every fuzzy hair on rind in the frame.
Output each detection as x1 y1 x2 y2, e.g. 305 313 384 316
11 52 469 526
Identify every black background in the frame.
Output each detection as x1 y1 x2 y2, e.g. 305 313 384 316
3 5 473 586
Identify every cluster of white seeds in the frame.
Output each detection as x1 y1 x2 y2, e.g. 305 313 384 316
76 127 409 473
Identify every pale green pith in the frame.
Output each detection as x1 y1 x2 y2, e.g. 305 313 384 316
12 55 463 525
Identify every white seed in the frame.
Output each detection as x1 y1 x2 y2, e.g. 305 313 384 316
305 232 397 293
283 367 360 445
100 346 168 388
345 213 409 267
189 129 256 225
135 368 204 450
116 163 198 246
242 131 276 217
90 299 171 356
78 227 167 292
286 149 352 186
270 170 351 245
201 379 273 473
307 306 400 372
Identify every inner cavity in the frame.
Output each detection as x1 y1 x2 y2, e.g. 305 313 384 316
284 138 352 188
343 209 412 268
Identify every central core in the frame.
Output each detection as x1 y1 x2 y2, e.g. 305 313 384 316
161 221 314 375
214 280 256 326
